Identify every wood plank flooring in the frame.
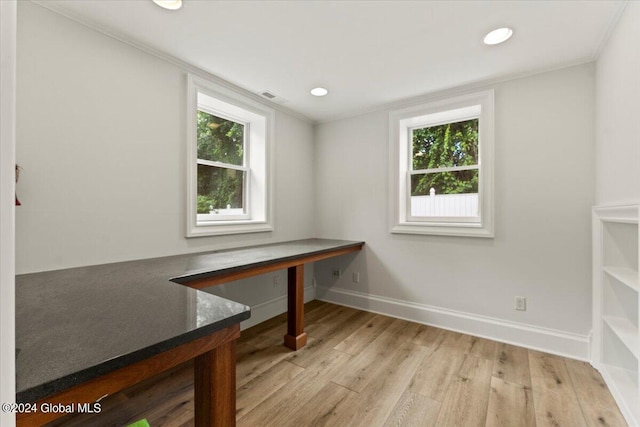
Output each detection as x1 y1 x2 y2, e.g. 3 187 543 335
47 301 627 427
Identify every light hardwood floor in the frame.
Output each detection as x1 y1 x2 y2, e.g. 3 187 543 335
48 301 627 427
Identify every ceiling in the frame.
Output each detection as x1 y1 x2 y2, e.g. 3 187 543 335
35 0 625 123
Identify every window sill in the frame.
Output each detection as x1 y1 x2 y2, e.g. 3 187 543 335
391 222 494 238
187 220 274 238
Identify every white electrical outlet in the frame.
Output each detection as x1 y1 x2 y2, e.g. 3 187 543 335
332 269 341 278
272 276 279 288
352 272 360 283
515 296 526 311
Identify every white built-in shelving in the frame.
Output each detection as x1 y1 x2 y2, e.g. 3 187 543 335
602 315 639 359
592 203 639 426
603 266 640 292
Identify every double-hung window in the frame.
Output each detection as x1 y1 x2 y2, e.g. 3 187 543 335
186 75 274 237
390 90 494 237
196 109 248 221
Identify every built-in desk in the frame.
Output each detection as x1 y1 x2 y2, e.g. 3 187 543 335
16 238 363 426
171 238 364 349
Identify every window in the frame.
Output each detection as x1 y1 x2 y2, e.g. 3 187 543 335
196 110 247 220
389 90 494 237
187 75 274 237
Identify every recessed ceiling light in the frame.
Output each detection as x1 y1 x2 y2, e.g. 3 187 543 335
483 27 513 45
152 0 182 10
310 87 328 97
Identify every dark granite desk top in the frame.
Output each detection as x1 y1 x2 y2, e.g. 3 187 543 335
16 238 363 403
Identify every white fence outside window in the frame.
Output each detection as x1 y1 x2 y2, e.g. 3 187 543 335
411 189 479 217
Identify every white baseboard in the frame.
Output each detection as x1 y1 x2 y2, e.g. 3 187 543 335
316 286 590 361
240 285 315 331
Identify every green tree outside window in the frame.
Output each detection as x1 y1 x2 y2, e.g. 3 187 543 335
411 118 478 196
196 111 246 213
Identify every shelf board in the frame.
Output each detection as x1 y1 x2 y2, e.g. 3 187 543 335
604 266 640 292
594 204 639 224
601 364 639 426
603 315 640 359
600 217 639 224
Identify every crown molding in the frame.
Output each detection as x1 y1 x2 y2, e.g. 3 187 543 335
315 57 595 125
30 0 314 125
592 0 629 60
29 0 623 127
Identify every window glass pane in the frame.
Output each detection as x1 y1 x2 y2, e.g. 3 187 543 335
197 165 245 214
197 110 244 166
412 118 478 170
410 170 478 217
411 169 478 196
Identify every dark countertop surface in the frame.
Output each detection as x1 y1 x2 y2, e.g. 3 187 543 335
16 238 363 403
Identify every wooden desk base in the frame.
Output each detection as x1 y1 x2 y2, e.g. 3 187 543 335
194 339 236 426
284 264 307 350
17 325 240 427
182 243 363 351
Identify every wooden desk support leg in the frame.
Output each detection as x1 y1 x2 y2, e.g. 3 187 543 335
284 264 307 350
194 340 237 427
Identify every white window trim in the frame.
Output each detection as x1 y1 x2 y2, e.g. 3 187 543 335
186 75 274 237
389 90 494 238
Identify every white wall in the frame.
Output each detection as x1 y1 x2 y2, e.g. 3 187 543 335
0 1 17 424
15 2 316 322
314 64 596 359
596 1 640 205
